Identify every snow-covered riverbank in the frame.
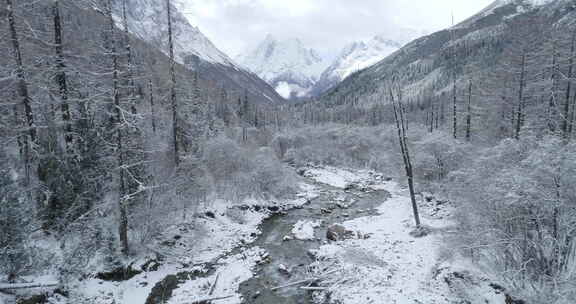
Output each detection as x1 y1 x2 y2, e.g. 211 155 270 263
310 180 454 303
11 166 511 304
304 166 512 304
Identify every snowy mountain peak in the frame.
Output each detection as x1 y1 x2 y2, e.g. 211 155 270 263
313 31 423 95
238 35 328 99
119 0 235 67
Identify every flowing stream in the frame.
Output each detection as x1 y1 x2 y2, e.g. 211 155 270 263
238 179 390 304
143 174 390 304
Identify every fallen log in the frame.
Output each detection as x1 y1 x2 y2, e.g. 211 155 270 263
300 286 330 291
271 277 320 291
188 294 234 304
208 273 220 296
270 269 340 291
0 282 59 290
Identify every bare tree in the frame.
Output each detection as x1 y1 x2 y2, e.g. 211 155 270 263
389 81 421 227
166 0 179 166
148 79 157 134
121 0 138 115
52 0 73 152
515 52 527 140
5 0 39 189
562 29 575 139
466 80 472 141
451 13 458 139
105 0 129 255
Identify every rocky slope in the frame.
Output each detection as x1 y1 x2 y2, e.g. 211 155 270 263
115 0 284 104
319 0 574 106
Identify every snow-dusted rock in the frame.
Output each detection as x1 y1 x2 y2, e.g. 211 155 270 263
326 224 355 241
291 220 322 241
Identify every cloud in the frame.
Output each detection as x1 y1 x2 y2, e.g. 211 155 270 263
179 0 495 58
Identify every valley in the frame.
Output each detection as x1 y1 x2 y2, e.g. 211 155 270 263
1 0 576 304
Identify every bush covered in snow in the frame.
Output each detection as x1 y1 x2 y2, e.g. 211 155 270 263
271 124 403 174
203 136 298 201
448 136 576 302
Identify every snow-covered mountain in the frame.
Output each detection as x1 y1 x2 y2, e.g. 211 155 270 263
320 0 574 106
313 30 425 95
111 0 284 104
458 0 556 28
116 0 234 67
237 35 329 99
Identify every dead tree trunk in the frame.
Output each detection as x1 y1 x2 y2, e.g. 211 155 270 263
52 0 73 152
166 0 179 166
563 29 575 139
548 42 559 134
451 16 457 139
7 0 35 185
106 0 129 256
121 0 137 115
570 92 576 137
148 79 157 134
7 0 35 144
389 85 421 227
515 53 527 140
466 80 472 141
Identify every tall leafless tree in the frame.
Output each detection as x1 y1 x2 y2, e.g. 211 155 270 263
6 0 35 184
52 0 73 152
389 81 421 228
562 29 575 139
105 0 129 255
166 0 179 167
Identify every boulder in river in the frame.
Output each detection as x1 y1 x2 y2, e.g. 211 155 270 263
326 224 355 241
278 264 291 276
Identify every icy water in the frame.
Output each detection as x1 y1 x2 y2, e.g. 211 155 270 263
238 180 390 304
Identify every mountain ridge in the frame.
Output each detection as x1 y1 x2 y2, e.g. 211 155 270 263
238 30 424 99
115 0 284 104
237 34 328 99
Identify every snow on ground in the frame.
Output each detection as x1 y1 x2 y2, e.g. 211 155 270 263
0 293 14 304
436 258 508 304
77 263 186 304
168 247 268 304
291 220 322 240
304 166 374 189
311 180 456 304
161 201 270 264
70 182 318 304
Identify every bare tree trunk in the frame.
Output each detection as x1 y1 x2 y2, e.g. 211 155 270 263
570 92 576 137
451 15 457 139
563 29 575 139
515 53 526 140
440 96 445 127
435 97 439 129
166 0 179 166
148 79 157 134
7 0 35 144
52 0 73 153
121 0 137 115
466 80 472 141
106 0 129 255
389 85 421 227
7 0 34 187
427 97 433 133
548 42 559 134
453 76 457 139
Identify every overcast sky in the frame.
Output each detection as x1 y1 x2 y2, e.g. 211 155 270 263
179 0 495 59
